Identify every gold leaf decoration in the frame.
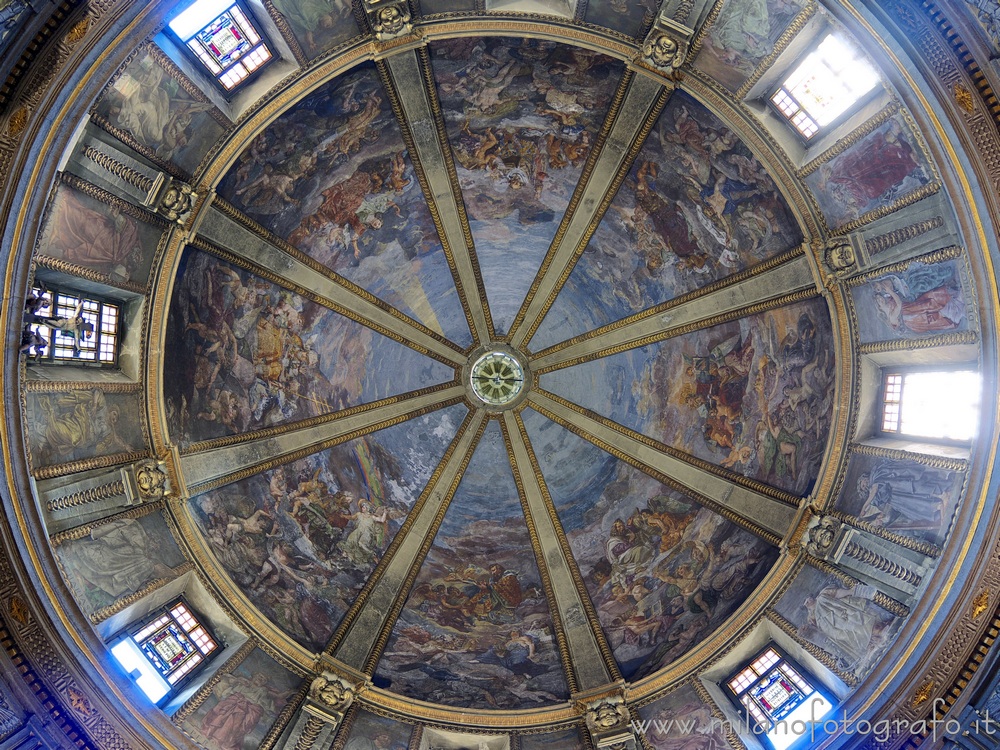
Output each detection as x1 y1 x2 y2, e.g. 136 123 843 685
911 680 934 707
954 83 975 113
972 589 990 620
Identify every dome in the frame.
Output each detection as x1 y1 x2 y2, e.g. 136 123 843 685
0 0 998 749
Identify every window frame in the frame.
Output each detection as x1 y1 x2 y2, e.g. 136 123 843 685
24 283 122 366
109 597 221 706
723 643 836 750
877 365 980 446
165 0 276 95
767 32 882 143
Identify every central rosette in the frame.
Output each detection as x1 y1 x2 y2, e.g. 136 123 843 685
466 345 531 410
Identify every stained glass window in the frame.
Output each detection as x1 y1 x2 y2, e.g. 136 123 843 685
770 34 880 139
111 600 219 704
169 0 274 91
725 645 834 750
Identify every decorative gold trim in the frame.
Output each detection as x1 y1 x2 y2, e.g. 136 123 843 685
32 451 149 481
734 2 817 101
180 383 459 455
49 500 164 546
89 113 189 182
358 414 488 673
511 74 670 346
865 216 944 256
356 686 579 727
89 562 195 624
844 541 922 585
798 102 901 177
535 288 819 374
831 181 942 236
411 47 496 342
845 245 964 286
505 413 622 689
187 396 464 497
850 442 968 472
24 380 142 392
35 255 148 295
189 235 461 368
376 53 488 343
81 144 154 192
172 639 258 723
765 610 860 686
910 680 935 708
857 329 978 354
208 197 464 355
46 477 126 513
532 244 806 361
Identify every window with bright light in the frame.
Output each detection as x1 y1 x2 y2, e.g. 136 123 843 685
881 369 980 442
168 0 274 92
23 284 120 364
110 599 220 704
726 645 835 750
770 34 880 139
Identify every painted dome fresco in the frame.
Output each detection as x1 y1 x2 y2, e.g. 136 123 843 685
1 0 999 748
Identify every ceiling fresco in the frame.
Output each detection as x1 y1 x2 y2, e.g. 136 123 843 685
4 0 997 747
216 64 473 346
533 90 802 350
431 38 624 335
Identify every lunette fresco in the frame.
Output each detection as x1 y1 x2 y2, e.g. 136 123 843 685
803 112 934 231
832 451 965 547
25 388 146 468
92 48 225 176
55 509 186 616
178 647 302 750
772 565 902 680
636 683 731 750
37 182 163 285
849 256 971 343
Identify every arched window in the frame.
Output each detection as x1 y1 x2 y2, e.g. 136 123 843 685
880 368 980 443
